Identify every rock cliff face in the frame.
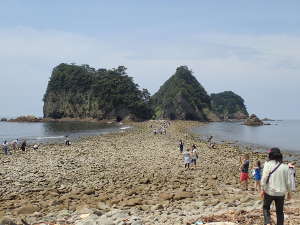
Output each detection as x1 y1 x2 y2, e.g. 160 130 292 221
211 91 248 120
151 66 218 121
43 64 153 121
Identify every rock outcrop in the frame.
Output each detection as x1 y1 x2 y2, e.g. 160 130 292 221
151 66 218 121
244 114 264 126
43 64 153 121
211 91 248 120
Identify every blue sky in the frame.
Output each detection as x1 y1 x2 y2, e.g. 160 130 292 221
1 1 300 119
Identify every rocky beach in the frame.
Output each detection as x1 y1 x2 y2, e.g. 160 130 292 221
1 120 299 225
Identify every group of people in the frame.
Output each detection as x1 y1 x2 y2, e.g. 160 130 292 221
178 137 296 225
239 148 297 225
179 140 198 169
2 139 28 155
152 121 171 135
2 135 72 156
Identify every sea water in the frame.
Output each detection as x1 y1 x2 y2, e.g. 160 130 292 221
0 121 130 144
192 120 300 153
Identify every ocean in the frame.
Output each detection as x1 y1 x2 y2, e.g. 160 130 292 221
192 120 300 153
0 121 130 144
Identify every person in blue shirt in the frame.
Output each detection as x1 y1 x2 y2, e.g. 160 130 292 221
253 160 262 192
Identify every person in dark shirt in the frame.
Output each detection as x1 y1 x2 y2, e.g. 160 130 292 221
21 140 27 152
179 140 184 153
240 154 250 190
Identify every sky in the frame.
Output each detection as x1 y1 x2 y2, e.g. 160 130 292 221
0 0 300 119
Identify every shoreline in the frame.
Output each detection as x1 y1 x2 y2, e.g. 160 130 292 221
191 121 300 165
0 120 299 224
5 116 120 123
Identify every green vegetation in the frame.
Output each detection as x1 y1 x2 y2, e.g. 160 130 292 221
44 63 249 122
43 63 153 121
211 91 248 120
151 66 216 121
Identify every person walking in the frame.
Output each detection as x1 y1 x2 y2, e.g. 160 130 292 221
240 154 250 191
191 144 198 168
65 136 71 146
261 148 291 225
288 162 296 192
183 148 191 170
253 160 262 192
179 140 184 153
21 140 27 152
2 140 10 155
11 138 18 150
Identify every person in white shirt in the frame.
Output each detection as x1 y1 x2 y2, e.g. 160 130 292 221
2 140 10 155
288 162 296 192
261 148 291 225
11 138 18 150
190 144 198 168
183 149 191 170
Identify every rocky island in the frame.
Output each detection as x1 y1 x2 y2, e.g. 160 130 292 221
43 64 249 122
151 66 248 122
43 64 153 121
244 114 264 126
211 91 248 120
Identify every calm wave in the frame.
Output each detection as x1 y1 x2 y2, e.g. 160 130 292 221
192 120 300 153
0 121 129 144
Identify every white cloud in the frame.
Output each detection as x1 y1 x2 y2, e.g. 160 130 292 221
0 27 299 119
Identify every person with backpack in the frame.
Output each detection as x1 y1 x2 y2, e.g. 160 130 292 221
261 148 291 225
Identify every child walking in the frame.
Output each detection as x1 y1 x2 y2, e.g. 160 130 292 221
183 148 191 169
253 160 262 192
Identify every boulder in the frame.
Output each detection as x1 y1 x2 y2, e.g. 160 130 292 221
158 192 174 201
0 217 17 225
16 204 38 215
173 191 193 200
244 114 263 126
121 198 143 207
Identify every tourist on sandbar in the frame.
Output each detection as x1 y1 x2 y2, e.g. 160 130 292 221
191 144 198 168
21 140 27 152
208 136 213 144
65 136 71 146
253 160 262 192
183 148 191 169
288 162 296 192
239 154 250 190
2 140 11 155
261 148 291 225
11 138 18 150
179 140 184 153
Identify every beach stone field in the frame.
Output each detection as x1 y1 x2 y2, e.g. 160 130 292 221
0 121 299 225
